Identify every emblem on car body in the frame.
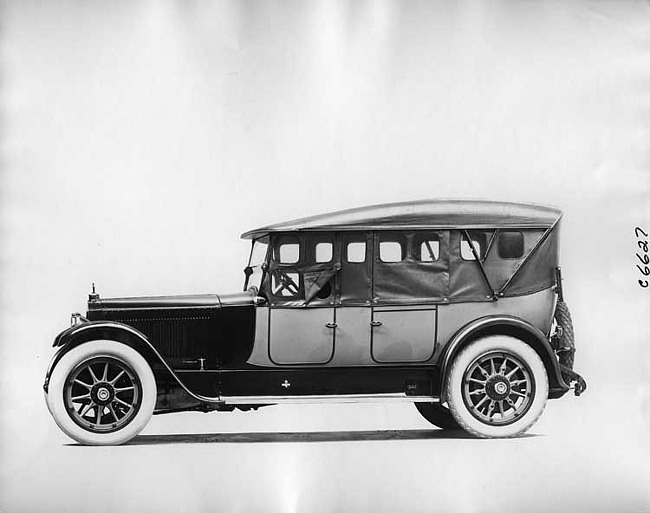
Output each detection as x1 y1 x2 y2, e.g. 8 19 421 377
281 379 290 388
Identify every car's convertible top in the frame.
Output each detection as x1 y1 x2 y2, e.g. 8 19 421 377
241 199 561 239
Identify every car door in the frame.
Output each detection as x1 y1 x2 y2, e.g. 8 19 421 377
267 234 337 365
370 232 448 363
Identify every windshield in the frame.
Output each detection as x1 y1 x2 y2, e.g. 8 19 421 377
244 239 268 292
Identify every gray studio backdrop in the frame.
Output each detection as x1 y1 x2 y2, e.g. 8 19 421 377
1 1 649 512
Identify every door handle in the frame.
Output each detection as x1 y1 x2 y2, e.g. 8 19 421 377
370 321 382 327
326 322 338 329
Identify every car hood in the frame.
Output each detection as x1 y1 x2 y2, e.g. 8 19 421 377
87 291 255 311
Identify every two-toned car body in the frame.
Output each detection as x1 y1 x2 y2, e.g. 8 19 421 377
44 200 586 444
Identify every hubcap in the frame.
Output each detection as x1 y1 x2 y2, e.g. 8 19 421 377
489 378 509 399
462 351 535 426
64 356 142 433
92 384 114 405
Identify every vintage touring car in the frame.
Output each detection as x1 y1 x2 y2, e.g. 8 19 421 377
44 200 586 444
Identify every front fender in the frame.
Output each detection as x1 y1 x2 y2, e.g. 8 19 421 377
439 315 570 400
45 321 159 392
44 320 222 403
53 320 148 348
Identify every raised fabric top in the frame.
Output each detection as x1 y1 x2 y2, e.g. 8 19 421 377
241 200 562 239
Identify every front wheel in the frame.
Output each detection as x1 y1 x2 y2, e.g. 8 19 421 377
45 340 157 445
446 336 548 438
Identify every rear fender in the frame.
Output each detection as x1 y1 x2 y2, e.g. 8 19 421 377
439 316 570 400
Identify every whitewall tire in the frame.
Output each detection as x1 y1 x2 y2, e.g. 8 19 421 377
446 335 548 438
45 340 157 446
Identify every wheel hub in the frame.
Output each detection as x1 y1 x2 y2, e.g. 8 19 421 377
485 376 510 401
91 383 115 405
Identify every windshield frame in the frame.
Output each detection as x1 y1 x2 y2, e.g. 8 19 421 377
244 238 270 292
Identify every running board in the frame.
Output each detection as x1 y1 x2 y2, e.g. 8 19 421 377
221 393 440 405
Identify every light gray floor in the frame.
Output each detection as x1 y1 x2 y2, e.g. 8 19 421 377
1 382 647 512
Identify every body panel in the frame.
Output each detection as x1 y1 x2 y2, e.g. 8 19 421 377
434 286 556 361
87 291 255 310
248 287 554 368
370 306 437 363
330 307 373 365
90 294 221 310
246 306 375 367
268 307 335 364
87 298 256 370
217 365 439 398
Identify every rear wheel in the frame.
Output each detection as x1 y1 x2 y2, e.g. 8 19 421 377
414 402 461 430
446 336 548 438
45 340 156 445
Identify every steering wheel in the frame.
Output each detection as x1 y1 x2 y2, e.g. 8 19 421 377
273 269 300 296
